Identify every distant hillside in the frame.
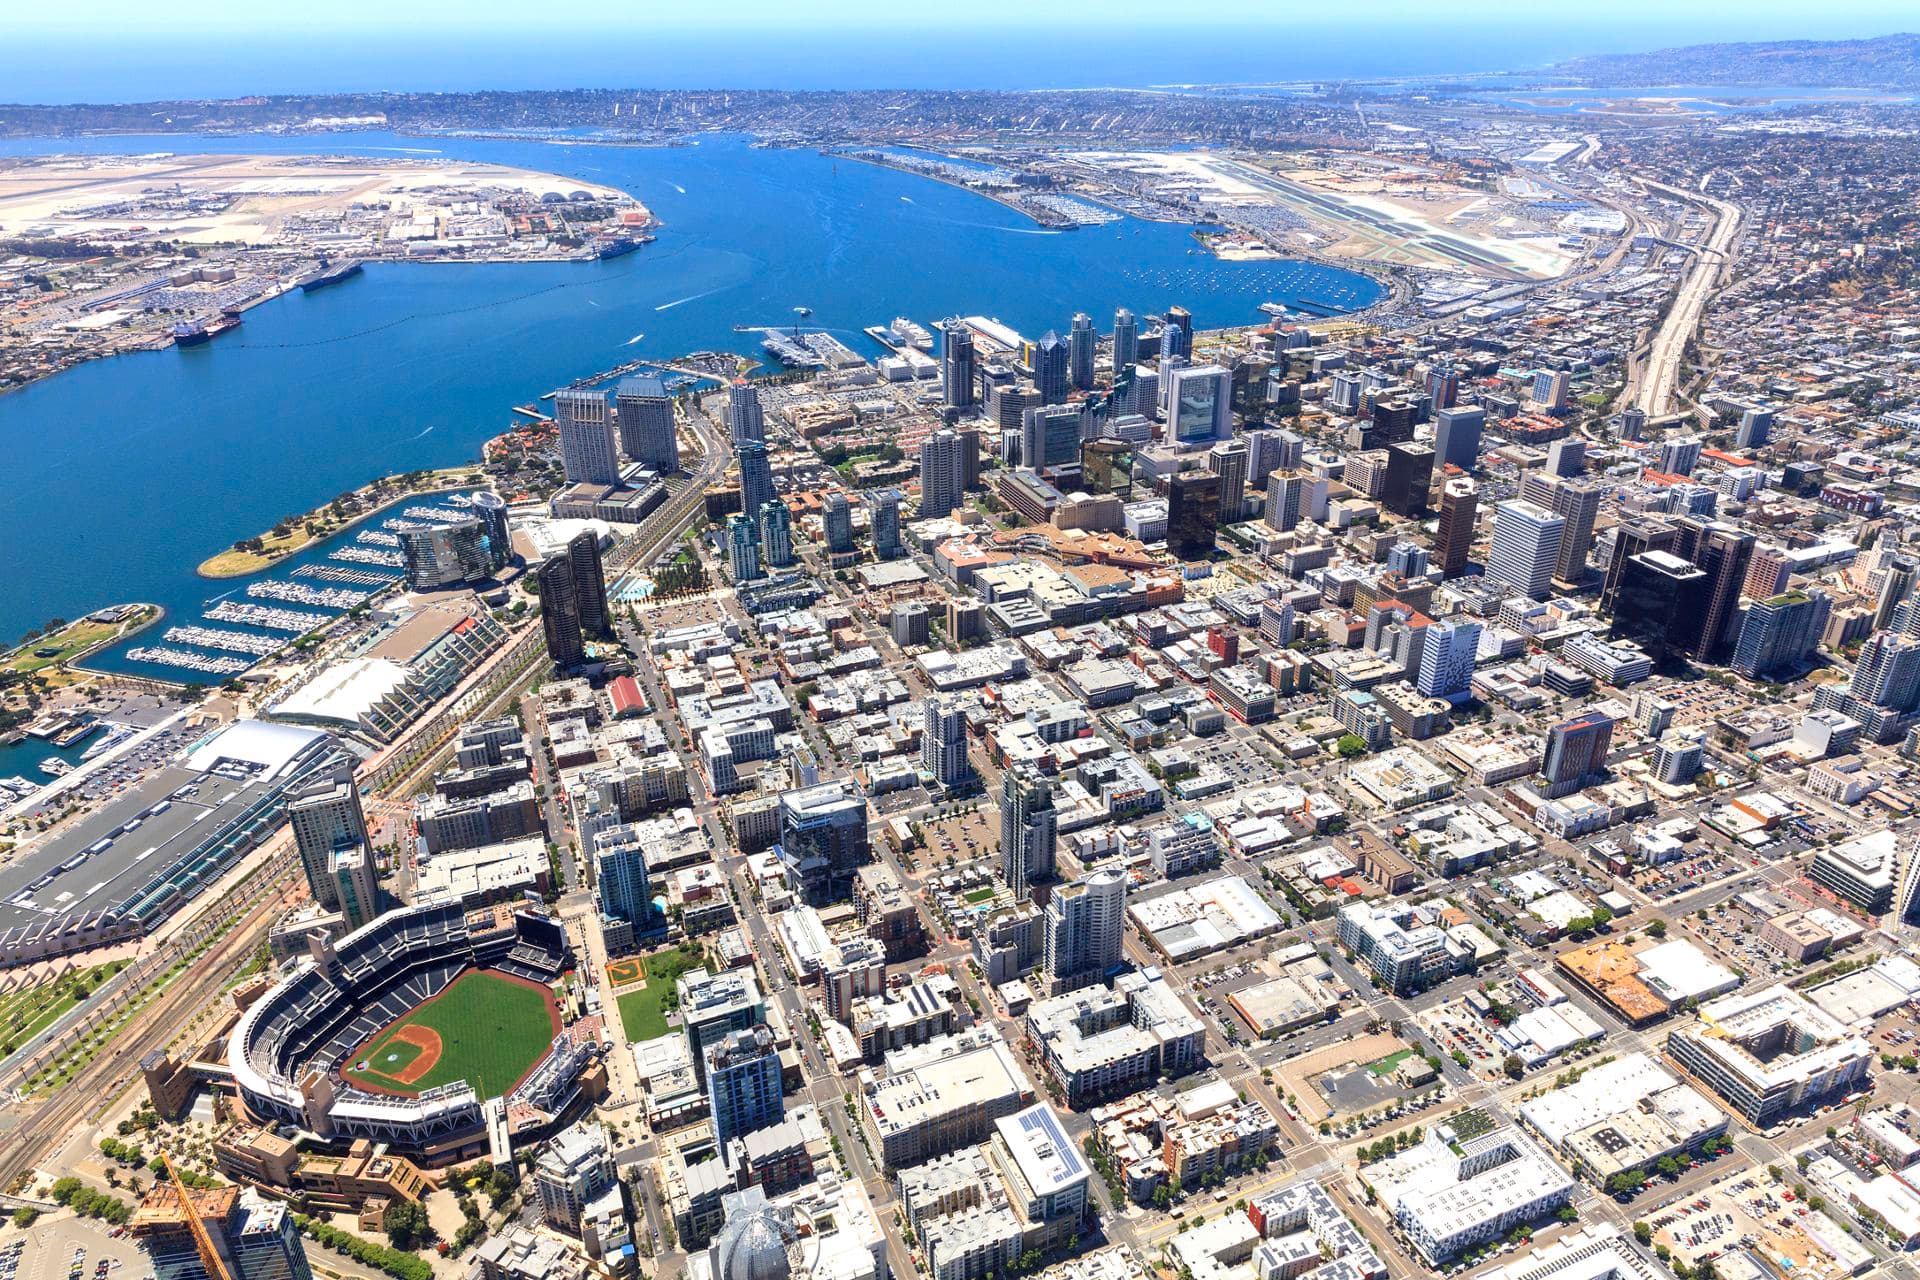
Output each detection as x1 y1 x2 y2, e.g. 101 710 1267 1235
1549 32 1920 90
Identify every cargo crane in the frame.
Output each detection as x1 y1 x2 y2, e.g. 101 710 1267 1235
161 1153 235 1280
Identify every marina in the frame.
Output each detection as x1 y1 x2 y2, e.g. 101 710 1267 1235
294 563 399 587
330 546 405 567
123 647 253 675
400 505 471 524
246 581 367 609
163 625 286 657
204 601 331 632
355 531 402 548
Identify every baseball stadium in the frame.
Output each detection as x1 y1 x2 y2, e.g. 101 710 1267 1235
228 895 604 1164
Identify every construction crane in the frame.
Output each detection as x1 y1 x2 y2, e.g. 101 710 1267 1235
161 1153 235 1280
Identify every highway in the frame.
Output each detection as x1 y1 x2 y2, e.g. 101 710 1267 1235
1633 177 1743 416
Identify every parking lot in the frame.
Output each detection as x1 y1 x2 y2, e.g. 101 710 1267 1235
2 1213 144 1280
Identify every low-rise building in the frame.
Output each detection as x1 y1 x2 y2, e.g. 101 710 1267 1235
1364 1125 1574 1265
1026 970 1205 1108
1665 985 1874 1126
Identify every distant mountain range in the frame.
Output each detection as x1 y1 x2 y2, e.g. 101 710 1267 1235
1548 32 1920 90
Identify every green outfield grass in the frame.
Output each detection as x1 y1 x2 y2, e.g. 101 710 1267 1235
342 970 559 1098
615 945 705 1042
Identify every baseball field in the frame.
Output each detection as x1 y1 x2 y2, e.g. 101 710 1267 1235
342 969 560 1099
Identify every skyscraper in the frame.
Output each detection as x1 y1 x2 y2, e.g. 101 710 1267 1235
1520 473 1602 585
1847 632 1920 713
758 500 793 569
999 767 1056 897
1744 544 1793 600
777 781 869 903
288 775 366 913
1416 618 1480 703
1873 555 1917 632
726 380 766 446
567 530 610 638
1736 406 1773 450
1425 364 1459 410
870 489 902 560
921 695 973 790
1541 711 1614 798
133 1184 315 1280
1043 869 1126 993
1433 406 1485 472
1159 306 1193 361
1166 471 1220 560
727 514 762 582
1082 439 1135 499
1599 522 1679 613
737 440 775 523
554 389 620 485
330 845 380 931
1033 330 1069 405
1021 404 1085 470
616 374 680 470
1381 442 1435 518
1111 308 1138 377
919 429 967 518
533 1122 616 1236
1208 438 1250 521
706 1025 784 1155
942 321 977 409
1068 312 1095 391
538 551 586 668
399 519 492 590
1608 550 1709 664
1531 368 1571 412
594 825 652 932
822 492 854 554
1264 470 1306 533
1486 500 1565 601
1674 518 1756 660
1545 438 1585 478
1732 589 1831 680
1168 364 1232 444
469 491 512 573
1435 477 1477 577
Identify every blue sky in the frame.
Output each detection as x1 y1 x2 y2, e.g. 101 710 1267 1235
12 0 1918 36
8 2 1915 102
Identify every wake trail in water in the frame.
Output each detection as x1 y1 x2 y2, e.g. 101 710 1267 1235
655 286 726 311
671 183 687 194
411 425 436 439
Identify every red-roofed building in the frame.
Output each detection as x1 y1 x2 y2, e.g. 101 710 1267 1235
608 676 646 719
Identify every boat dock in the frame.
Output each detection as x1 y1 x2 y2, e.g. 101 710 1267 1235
356 531 401 548
247 581 367 609
164 626 285 657
126 646 252 675
205 601 330 632
401 505 469 524
295 564 397 587
331 546 404 568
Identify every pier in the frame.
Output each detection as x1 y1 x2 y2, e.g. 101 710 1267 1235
401 505 469 524
163 626 285 657
126 647 252 675
356 531 401 548
205 601 330 632
294 564 398 587
331 546 404 568
246 581 367 609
